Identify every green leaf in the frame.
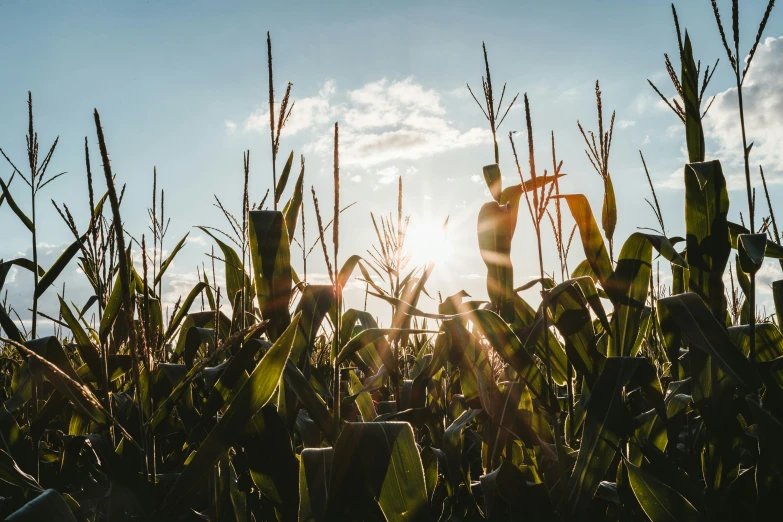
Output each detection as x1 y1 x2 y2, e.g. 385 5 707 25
387 263 434 351
562 357 647 519
6 489 77 522
601 172 617 243
154 232 189 284
606 232 653 356
684 160 730 319
242 405 300 519
626 459 701 522
197 226 252 307
284 363 336 445
483 164 502 202
728 221 783 259
99 271 137 343
544 280 605 386
275 150 295 205
248 210 292 339
658 293 761 392
13 337 109 427
729 323 783 362
560 194 613 288
774 279 783 328
0 258 44 292
161 312 301 512
290 284 333 366
298 447 333 522
738 233 767 275
282 157 305 241
337 328 433 365
471 308 558 412
682 33 705 163
0 177 33 232
480 461 555 521
59 297 101 379
34 236 86 299
163 281 207 340
643 234 688 268
0 448 43 493
325 422 430 522
478 200 515 314
443 409 482 490
347 370 377 422
0 305 24 344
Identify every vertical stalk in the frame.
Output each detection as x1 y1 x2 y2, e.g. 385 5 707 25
94 109 151 486
30 188 38 339
736 79 757 366
267 32 277 211
332 123 341 441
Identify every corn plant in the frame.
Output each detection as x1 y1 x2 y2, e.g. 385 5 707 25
1 5 783 522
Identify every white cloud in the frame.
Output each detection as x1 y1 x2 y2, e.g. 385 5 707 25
225 120 237 134
244 80 337 137
350 175 362 183
632 92 655 114
704 36 783 186
654 168 684 189
446 86 470 99
643 135 651 144
236 76 492 168
375 166 400 185
666 124 683 138
756 260 783 295
617 120 635 128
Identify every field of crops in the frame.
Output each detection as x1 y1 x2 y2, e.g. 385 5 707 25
0 2 781 521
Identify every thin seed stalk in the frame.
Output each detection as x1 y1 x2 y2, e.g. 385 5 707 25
332 122 341 441
735 56 757 370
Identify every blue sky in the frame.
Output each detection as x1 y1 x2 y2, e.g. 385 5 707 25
2 0 783 329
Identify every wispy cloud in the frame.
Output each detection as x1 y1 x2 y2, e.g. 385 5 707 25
244 80 337 136
239 76 490 168
704 36 783 186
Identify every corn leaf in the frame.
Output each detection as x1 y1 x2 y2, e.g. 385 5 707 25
161 312 300 511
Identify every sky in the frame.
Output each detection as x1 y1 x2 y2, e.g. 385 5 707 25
2 0 783 332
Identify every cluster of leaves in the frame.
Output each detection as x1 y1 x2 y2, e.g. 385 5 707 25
1 2 782 521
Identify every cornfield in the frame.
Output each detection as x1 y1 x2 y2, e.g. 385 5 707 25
0 2 781 521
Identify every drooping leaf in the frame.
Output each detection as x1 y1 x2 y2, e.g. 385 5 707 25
626 459 701 522
658 293 761 392
562 357 648 519
298 447 333 522
325 422 430 522
197 226 252 307
6 489 77 522
738 233 767 275
480 460 555 521
0 177 33 232
482 164 502 202
560 194 613 288
471 308 558 412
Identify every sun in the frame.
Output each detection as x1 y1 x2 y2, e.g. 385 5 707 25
404 216 453 269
